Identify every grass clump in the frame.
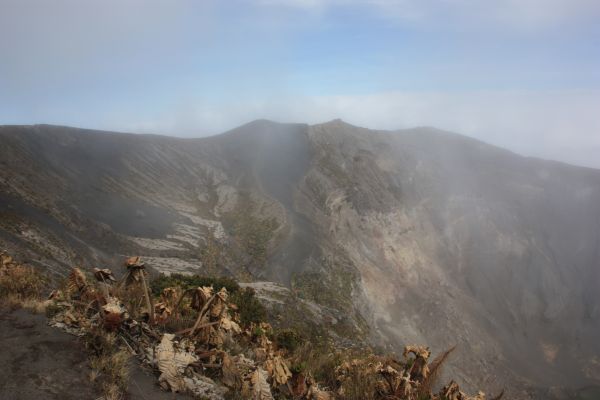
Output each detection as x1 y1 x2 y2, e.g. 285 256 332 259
0 252 47 312
0 260 45 300
85 329 130 400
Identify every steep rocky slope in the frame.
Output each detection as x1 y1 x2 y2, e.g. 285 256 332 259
1 121 599 398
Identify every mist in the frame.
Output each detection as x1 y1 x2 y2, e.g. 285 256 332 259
1 0 599 169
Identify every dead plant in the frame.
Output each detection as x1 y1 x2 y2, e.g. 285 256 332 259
418 346 456 396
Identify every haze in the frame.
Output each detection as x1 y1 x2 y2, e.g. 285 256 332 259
1 0 599 167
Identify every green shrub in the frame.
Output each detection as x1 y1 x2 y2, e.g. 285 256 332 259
275 328 304 352
150 273 240 296
290 362 306 374
221 195 279 268
230 287 267 327
252 325 265 337
292 343 342 390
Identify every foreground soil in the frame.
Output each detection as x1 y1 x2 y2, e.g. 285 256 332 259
0 308 99 400
0 308 190 400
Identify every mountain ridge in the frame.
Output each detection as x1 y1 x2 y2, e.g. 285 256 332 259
11 120 600 173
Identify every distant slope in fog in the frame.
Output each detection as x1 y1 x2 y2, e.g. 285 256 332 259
1 121 600 399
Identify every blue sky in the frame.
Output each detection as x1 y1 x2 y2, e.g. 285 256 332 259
1 0 599 167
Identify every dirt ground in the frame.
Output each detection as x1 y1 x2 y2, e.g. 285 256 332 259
0 308 99 399
0 308 191 400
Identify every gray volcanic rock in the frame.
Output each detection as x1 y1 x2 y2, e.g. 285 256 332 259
1 120 599 398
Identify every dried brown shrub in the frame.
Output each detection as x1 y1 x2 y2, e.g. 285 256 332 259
0 252 46 306
419 346 456 396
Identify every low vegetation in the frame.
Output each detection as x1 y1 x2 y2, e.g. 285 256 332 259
222 195 279 269
151 273 241 296
1 251 500 400
0 251 47 312
85 329 131 400
151 273 267 328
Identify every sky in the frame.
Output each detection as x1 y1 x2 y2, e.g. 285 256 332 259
1 0 599 168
